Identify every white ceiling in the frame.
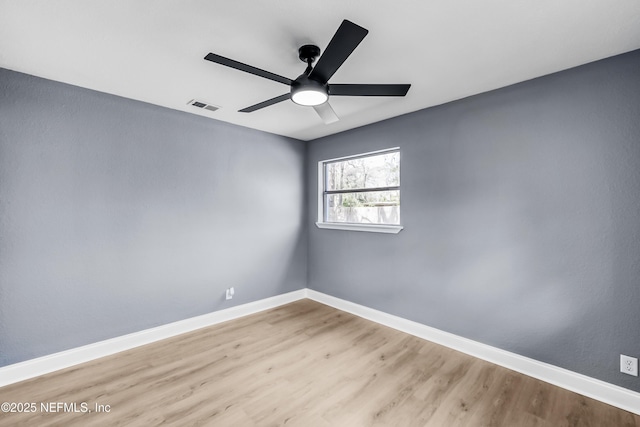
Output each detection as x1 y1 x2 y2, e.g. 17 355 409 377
1 1 639 141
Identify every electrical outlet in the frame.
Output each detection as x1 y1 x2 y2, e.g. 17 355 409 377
620 354 638 376
225 287 235 300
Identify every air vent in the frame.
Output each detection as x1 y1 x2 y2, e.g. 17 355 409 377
187 99 220 112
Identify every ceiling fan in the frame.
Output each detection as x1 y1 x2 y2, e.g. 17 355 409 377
204 19 411 124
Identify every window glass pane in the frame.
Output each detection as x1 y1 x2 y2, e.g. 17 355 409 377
326 151 399 191
325 190 400 225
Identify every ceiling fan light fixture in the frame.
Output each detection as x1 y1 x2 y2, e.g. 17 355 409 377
291 87 328 106
291 75 328 106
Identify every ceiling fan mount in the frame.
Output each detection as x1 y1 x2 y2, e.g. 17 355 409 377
204 20 411 124
298 44 321 64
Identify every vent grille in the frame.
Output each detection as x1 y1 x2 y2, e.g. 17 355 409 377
187 99 220 112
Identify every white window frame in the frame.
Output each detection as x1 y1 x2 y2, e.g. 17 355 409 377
316 147 403 234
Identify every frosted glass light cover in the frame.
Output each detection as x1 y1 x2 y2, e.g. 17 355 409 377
291 89 328 106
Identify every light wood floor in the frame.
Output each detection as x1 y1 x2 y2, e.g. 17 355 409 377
0 300 638 426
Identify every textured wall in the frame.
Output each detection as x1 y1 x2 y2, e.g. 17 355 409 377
307 49 640 392
0 69 307 366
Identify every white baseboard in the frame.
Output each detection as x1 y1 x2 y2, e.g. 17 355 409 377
0 289 307 388
306 289 640 416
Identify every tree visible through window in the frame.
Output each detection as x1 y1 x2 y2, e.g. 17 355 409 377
323 149 400 225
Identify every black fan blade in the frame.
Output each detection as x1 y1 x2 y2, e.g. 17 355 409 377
204 53 292 86
330 84 411 97
313 102 339 124
239 93 290 113
309 20 368 84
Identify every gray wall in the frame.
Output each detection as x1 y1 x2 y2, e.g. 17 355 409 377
0 69 307 366
307 49 640 392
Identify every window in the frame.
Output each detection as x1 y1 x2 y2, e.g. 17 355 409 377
316 148 403 234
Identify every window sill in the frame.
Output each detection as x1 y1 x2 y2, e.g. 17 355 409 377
315 222 403 234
